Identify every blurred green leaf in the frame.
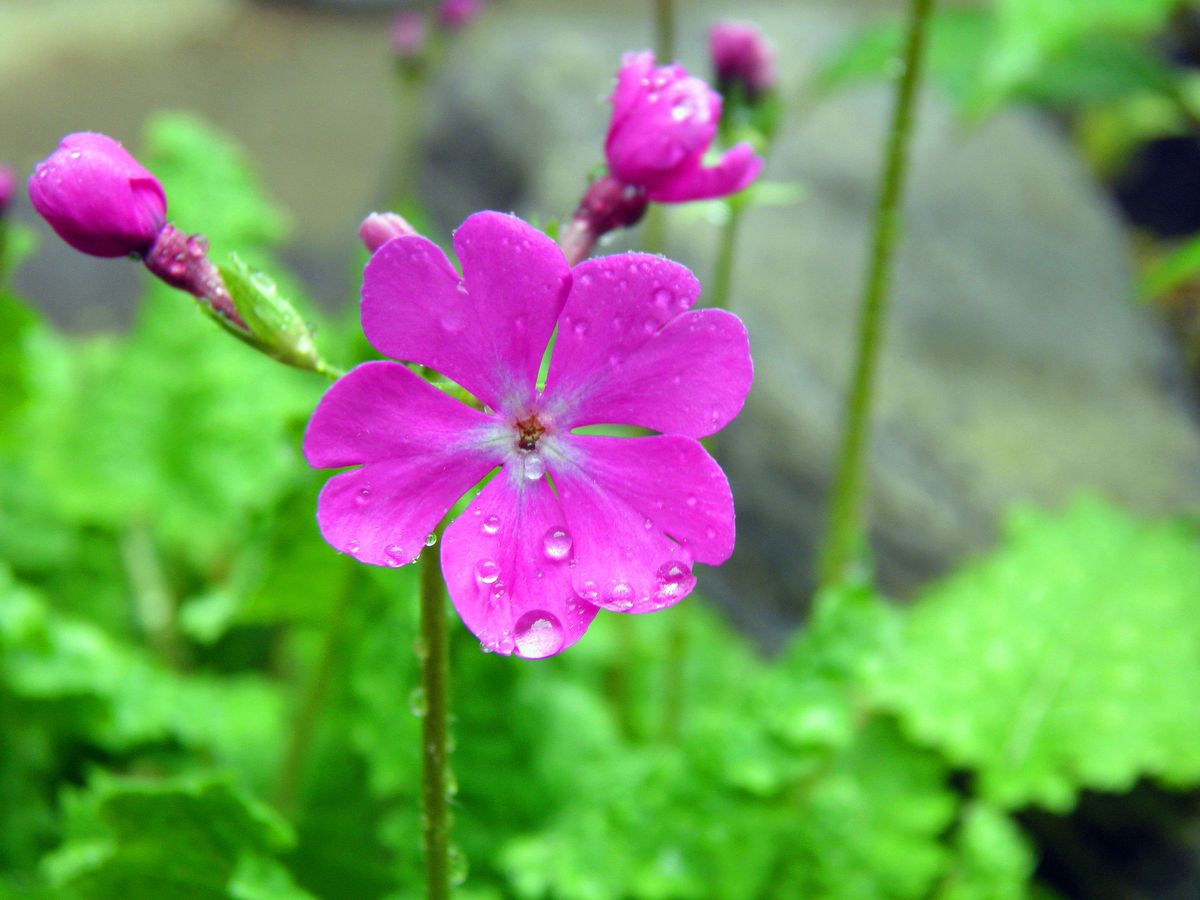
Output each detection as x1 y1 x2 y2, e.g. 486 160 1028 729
45 774 295 899
936 803 1036 900
1140 233 1200 299
875 497 1200 811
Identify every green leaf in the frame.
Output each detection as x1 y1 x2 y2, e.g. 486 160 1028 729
936 804 1036 900
875 497 1200 811
1140 233 1200 299
45 774 294 899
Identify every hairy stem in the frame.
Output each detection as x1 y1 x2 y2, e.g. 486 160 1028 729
819 0 936 589
419 535 453 899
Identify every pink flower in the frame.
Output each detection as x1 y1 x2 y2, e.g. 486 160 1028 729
390 11 427 60
304 212 752 658
436 0 484 32
605 51 762 203
709 21 777 100
358 211 419 252
0 165 15 216
28 132 166 258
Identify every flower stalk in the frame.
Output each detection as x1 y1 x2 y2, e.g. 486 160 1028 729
418 531 453 900
819 0 936 589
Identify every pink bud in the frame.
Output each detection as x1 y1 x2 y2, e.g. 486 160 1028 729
359 212 419 253
28 132 167 258
709 21 777 100
436 0 484 32
391 11 426 60
605 51 763 203
0 165 15 217
559 175 648 265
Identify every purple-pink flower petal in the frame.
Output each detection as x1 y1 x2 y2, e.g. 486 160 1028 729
304 361 500 566
441 473 597 657
544 255 752 437
646 142 763 203
560 434 736 564
453 212 571 411
552 453 696 615
362 212 569 412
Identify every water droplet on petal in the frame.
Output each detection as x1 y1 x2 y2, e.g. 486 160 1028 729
523 452 546 481
608 581 634 610
579 580 599 600
706 526 717 540
573 318 589 337
475 559 500 585
481 515 501 535
356 488 371 506
543 527 572 561
653 287 672 308
686 495 698 508
643 518 654 530
513 611 564 659
346 540 361 554
655 561 691 602
643 319 657 335
425 532 438 547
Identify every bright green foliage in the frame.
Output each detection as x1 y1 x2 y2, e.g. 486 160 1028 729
937 804 1036 900
44 774 303 899
875 498 1200 811
817 1 1181 118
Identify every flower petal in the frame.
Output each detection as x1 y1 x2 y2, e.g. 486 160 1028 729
316 454 496 568
550 443 697 615
609 50 656 126
544 255 753 437
361 212 570 410
303 361 496 469
561 434 735 564
441 471 597 657
452 211 572 411
305 362 501 567
646 142 763 203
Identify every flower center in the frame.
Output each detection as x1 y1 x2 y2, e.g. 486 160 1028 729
514 413 547 451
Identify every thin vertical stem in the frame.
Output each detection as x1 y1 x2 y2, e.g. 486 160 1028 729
119 523 184 669
819 0 936 590
710 202 743 310
659 605 688 742
654 0 675 62
419 536 452 900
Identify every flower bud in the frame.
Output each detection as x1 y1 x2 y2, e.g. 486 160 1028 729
559 175 648 265
28 132 167 258
605 51 762 203
391 11 427 61
0 165 15 217
709 22 777 101
359 211 419 253
436 0 484 33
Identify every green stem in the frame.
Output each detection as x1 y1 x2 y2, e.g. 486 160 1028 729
818 0 936 590
275 567 354 814
654 0 675 62
710 202 743 310
419 534 453 900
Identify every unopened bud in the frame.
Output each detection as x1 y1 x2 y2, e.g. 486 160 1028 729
436 0 484 33
144 223 246 330
28 132 167 258
0 165 15 217
359 211 419 253
559 175 648 265
709 22 777 102
391 11 427 61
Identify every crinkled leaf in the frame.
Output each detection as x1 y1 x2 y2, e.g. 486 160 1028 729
875 497 1200 811
45 774 293 899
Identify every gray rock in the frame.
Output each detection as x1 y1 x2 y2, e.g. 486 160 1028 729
429 2 1200 645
